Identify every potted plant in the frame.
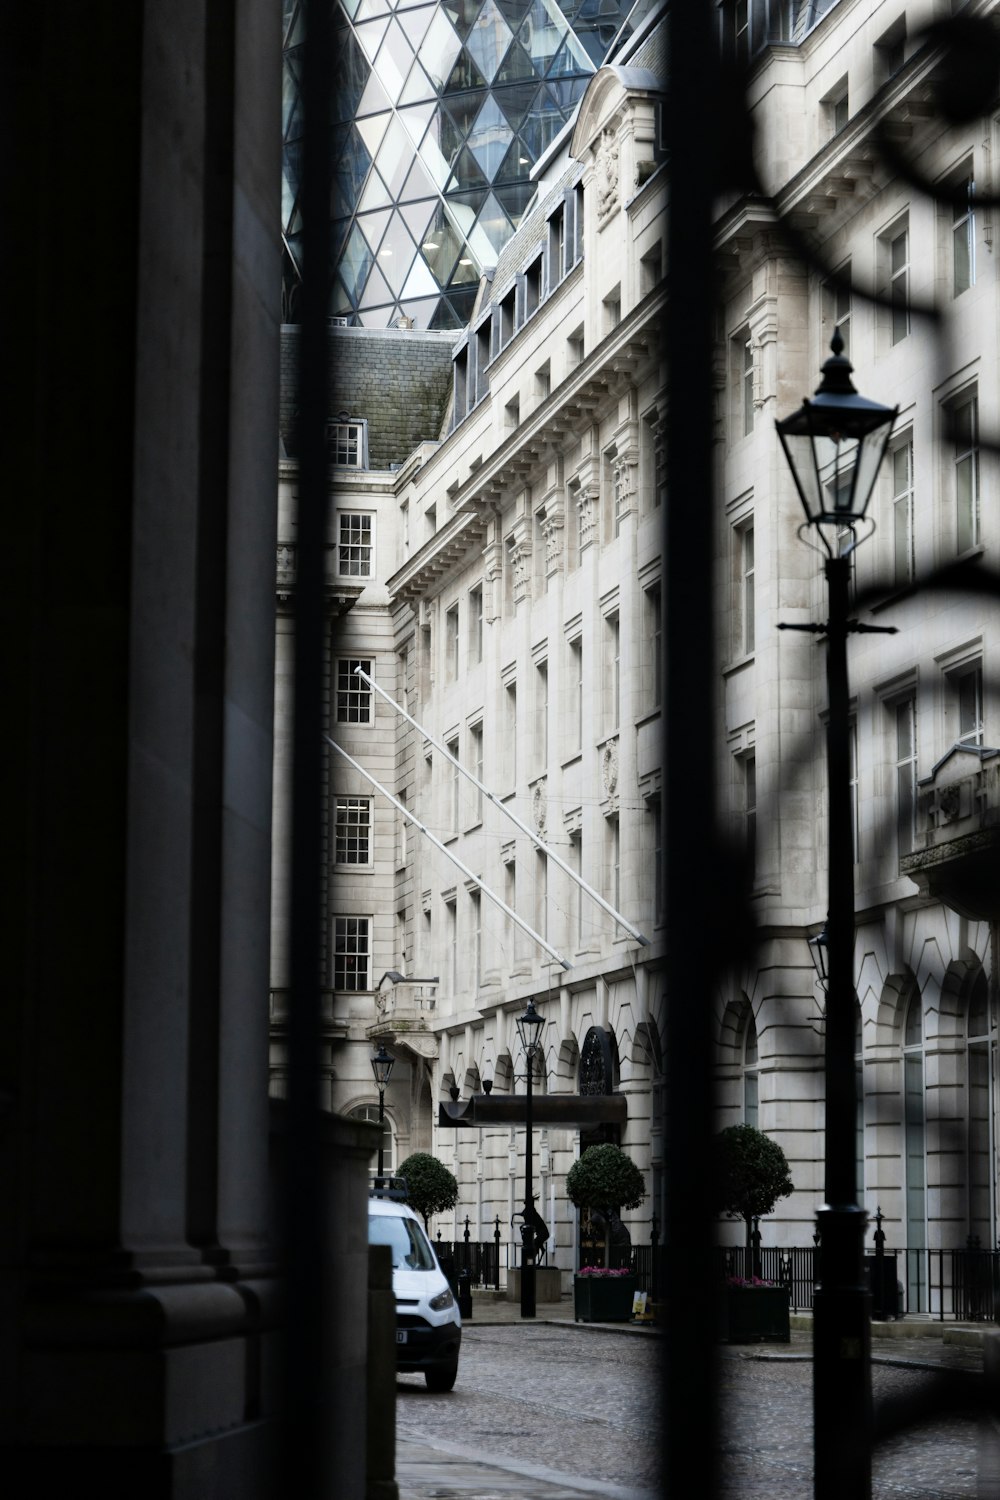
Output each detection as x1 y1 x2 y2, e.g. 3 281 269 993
713 1125 793 1343
566 1144 645 1321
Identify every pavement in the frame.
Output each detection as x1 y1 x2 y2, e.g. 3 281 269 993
394 1293 999 1500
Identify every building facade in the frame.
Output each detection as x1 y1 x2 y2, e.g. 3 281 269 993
272 13 668 1287
713 0 1000 1308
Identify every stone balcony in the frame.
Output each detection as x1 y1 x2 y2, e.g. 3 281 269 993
366 979 439 1061
900 744 1000 920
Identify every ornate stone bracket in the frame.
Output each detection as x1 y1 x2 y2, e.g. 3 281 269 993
505 516 532 607
537 497 565 576
596 125 620 227
576 482 600 552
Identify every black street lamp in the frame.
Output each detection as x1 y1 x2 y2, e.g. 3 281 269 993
777 332 897 1500
370 1043 395 1178
515 999 545 1320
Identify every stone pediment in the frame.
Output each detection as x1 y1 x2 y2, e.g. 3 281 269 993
901 743 1000 920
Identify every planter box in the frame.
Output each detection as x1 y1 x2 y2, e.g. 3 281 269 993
720 1285 790 1344
574 1275 637 1323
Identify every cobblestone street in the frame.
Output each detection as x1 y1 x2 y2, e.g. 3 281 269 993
396 1318 997 1499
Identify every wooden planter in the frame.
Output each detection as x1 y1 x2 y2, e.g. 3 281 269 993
574 1274 637 1323
720 1284 790 1344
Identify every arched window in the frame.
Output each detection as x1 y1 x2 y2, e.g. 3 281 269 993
967 970 993 1247
903 991 926 1310
349 1103 394 1177
855 1002 864 1200
742 1012 758 1128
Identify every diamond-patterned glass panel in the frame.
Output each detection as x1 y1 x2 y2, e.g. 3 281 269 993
282 0 634 325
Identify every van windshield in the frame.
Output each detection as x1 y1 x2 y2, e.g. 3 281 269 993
368 1213 437 1271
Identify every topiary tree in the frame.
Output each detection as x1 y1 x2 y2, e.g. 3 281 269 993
396 1151 459 1232
713 1125 793 1264
565 1144 646 1266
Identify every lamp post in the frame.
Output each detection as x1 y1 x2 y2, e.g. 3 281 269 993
370 1043 395 1178
515 999 545 1319
776 331 897 1500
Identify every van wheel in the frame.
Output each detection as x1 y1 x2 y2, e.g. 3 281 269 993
425 1360 458 1393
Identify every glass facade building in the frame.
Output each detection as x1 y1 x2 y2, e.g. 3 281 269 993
282 0 642 328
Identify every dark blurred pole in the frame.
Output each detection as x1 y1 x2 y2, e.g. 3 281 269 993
663 3 720 1495
283 0 331 1493
813 557 872 1498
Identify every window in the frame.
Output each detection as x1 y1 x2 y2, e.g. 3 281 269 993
470 721 484 822
573 181 584 261
848 720 859 864
334 916 370 990
568 830 583 945
445 898 457 993
499 285 516 346
337 658 372 724
950 391 980 552
505 679 517 786
525 255 542 318
475 320 490 402
951 171 975 297
967 973 993 1248
327 419 365 467
644 584 662 706
874 17 905 84
548 205 565 286
469 584 483 664
505 395 520 431
826 265 851 358
445 604 459 681
952 662 984 747
452 347 469 426
826 79 848 135
735 330 754 436
567 324 584 371
744 755 756 876
336 512 373 577
603 285 621 333
903 990 927 1309
535 361 550 402
606 815 620 915
891 439 914 586
605 613 620 731
881 219 909 345
895 697 917 857
742 1012 759 1129
335 796 372 865
535 659 548 768
734 522 754 656
569 637 583 750
640 243 663 295
535 851 547 942
470 889 482 989
446 736 460 834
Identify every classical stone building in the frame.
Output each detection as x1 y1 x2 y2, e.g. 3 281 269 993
272 10 668 1286
712 0 999 1309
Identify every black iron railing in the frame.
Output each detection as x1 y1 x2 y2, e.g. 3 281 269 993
718 1243 1000 1322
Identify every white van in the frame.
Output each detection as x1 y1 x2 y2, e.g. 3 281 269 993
367 1188 462 1392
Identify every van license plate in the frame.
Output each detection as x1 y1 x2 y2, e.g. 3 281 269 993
396 1331 408 1344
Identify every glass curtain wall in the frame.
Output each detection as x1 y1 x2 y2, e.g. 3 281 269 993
282 0 643 326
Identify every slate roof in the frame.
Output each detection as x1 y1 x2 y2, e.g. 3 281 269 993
280 325 456 470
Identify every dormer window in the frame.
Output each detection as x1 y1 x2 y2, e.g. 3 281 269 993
327 416 367 467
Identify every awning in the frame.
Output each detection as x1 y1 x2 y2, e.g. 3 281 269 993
437 1094 627 1129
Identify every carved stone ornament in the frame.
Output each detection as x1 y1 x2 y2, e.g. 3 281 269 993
602 738 619 795
532 778 547 835
579 1025 615 1096
596 128 620 225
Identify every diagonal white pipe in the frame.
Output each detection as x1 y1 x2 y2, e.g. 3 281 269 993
354 665 649 947
324 732 572 971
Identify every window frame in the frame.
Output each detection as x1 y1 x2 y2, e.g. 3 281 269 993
334 795 374 868
333 915 371 992
336 657 373 725
336 510 374 579
327 417 367 468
